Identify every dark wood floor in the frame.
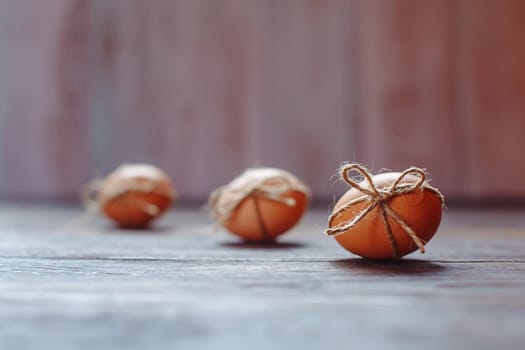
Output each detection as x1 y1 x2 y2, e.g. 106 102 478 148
1 203 524 350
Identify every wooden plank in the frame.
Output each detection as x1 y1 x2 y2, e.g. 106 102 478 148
0 0 259 201
87 0 256 200
460 0 525 198
1 204 525 349
352 0 460 196
2 0 525 204
88 0 356 201
0 0 91 198
250 0 355 200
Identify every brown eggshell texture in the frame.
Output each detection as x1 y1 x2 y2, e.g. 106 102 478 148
216 168 310 242
98 164 174 229
329 172 443 259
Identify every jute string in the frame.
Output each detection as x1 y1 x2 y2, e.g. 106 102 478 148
209 176 298 240
82 179 169 216
63 178 171 230
61 179 106 230
325 163 444 258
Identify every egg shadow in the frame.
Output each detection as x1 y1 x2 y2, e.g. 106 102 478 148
105 224 173 235
220 240 307 250
331 258 446 275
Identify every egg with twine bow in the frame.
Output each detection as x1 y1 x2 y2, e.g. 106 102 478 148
209 168 310 242
326 163 445 260
86 164 176 229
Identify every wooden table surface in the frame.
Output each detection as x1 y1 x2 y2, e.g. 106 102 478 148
1 203 524 350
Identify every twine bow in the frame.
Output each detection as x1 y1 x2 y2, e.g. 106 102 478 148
325 163 444 258
210 179 296 219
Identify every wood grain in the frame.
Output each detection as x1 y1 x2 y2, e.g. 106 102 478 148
460 0 525 198
0 0 355 202
0 204 525 349
250 0 354 199
88 0 255 199
352 0 460 195
1 0 525 202
0 0 91 198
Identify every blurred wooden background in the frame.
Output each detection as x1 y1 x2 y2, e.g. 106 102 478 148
0 0 524 203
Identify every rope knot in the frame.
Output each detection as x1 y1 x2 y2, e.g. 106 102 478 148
326 163 444 259
376 190 394 203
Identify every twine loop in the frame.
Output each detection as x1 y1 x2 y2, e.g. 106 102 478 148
82 179 104 213
325 163 444 258
210 176 297 224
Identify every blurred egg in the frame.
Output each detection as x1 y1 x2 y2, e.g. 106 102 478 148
96 164 175 228
211 168 310 242
328 171 443 259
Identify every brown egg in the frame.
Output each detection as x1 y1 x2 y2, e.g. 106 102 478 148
96 164 175 229
211 168 310 242
328 170 443 259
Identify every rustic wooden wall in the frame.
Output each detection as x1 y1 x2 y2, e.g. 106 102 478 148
0 0 524 203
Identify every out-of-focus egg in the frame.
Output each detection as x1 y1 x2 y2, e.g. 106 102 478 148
211 168 310 242
328 170 443 259
96 164 175 228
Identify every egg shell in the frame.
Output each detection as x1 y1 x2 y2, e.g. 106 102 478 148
215 168 310 242
98 164 174 229
329 172 442 259
222 190 308 242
